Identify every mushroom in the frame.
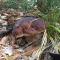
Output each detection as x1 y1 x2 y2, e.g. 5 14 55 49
12 16 46 48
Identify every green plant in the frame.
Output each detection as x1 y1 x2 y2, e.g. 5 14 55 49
37 0 60 39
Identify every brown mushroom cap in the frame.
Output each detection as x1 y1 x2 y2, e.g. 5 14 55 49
12 16 45 38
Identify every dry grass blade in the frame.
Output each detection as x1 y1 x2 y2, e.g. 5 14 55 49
37 29 47 60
